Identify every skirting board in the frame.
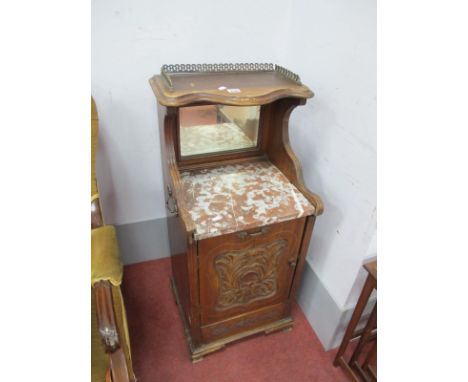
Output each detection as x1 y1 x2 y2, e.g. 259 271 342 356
297 261 376 350
115 217 170 265
116 217 375 351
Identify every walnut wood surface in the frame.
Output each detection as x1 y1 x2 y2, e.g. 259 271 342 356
289 215 316 298
160 106 202 345
109 349 130 382
149 71 313 107
199 218 305 325
152 69 322 360
364 260 377 281
162 107 196 235
91 198 103 229
94 281 120 353
171 278 293 362
200 302 288 343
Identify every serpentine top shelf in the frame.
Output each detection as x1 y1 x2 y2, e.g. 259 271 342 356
149 63 314 107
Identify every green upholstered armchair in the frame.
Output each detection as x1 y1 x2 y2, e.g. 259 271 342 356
91 98 135 382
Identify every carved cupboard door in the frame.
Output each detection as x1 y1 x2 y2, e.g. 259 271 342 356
198 218 306 325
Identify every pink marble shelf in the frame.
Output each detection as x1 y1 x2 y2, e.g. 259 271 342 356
180 161 315 240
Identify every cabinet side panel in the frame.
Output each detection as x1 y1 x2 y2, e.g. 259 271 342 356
289 215 316 299
157 103 170 186
158 104 190 324
168 215 190 320
158 104 202 346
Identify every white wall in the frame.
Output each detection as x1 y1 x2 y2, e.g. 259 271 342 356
92 0 376 310
91 0 288 225
284 0 377 309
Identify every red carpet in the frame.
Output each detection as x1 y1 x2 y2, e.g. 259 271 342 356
122 258 347 381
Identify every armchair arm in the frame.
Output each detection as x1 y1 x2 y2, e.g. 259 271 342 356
94 280 120 353
92 197 104 229
92 99 134 381
92 196 117 352
94 280 130 382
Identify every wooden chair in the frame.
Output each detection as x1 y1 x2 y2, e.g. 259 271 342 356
91 98 136 382
334 260 377 381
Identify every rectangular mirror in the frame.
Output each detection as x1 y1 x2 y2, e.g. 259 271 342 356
179 105 260 158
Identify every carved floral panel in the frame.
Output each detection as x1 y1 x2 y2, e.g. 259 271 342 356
214 239 287 311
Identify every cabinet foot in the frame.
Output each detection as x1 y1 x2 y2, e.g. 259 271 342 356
172 278 296 361
170 280 179 306
192 355 204 363
264 321 293 335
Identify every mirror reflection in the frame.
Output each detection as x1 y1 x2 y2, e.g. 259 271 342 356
179 105 260 158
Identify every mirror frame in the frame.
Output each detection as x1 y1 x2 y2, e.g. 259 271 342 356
176 103 265 168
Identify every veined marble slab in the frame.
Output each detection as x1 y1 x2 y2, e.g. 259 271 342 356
180 161 315 240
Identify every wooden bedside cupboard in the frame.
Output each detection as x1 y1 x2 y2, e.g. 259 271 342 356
149 63 324 362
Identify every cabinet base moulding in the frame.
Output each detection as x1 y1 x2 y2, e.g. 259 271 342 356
171 278 294 362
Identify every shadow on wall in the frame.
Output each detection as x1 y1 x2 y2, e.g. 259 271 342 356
116 218 170 265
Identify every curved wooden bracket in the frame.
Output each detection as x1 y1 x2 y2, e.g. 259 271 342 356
263 98 324 215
